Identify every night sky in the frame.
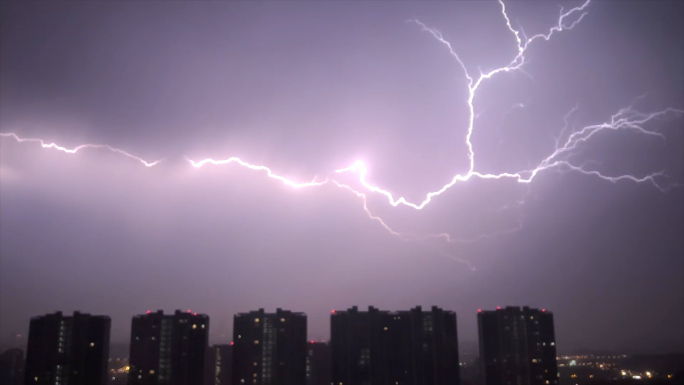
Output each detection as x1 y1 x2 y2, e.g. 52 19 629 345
1 1 682 354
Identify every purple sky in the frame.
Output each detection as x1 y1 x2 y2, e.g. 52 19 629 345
1 1 683 354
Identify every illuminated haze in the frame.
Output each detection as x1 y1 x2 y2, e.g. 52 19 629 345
1 1 683 353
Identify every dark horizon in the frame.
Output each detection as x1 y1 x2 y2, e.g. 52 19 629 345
1 0 683 357
3 306 683 357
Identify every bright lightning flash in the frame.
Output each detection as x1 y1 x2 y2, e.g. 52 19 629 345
1 0 682 250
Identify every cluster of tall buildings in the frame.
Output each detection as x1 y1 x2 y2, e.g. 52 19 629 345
330 306 459 384
1 305 558 385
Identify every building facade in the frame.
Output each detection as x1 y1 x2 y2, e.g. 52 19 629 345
306 341 330 385
478 306 557 385
128 310 209 385
0 348 24 385
231 308 307 385
330 306 460 385
205 344 232 385
23 311 110 385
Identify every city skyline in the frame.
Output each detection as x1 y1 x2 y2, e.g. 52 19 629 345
0 305 664 356
1 0 683 357
8 307 682 385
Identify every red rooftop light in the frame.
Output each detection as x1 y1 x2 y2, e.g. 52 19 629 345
147 310 151 314
230 342 234 346
194 313 197 316
187 310 191 313
542 309 546 312
311 340 315 344
478 309 482 313
331 310 335 314
497 306 501 310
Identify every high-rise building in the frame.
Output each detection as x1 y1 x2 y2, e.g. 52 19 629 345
128 309 209 385
0 348 24 385
306 341 330 385
231 308 306 385
330 306 460 385
477 306 557 385
205 344 232 385
23 311 110 385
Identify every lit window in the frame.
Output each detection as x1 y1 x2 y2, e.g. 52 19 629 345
383 327 388 331
34 377 38 382
255 318 260 323
281 318 285 322
254 340 259 345
201 324 205 329
90 342 95 347
254 362 257 366
150 370 155 374
550 342 555 346
545 381 549 384
192 324 197 329
532 359 537 363
238 335 242 339
151 337 155 341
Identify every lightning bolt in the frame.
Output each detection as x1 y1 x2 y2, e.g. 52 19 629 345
185 157 329 189
0 132 161 167
1 0 682 261
329 0 681 212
